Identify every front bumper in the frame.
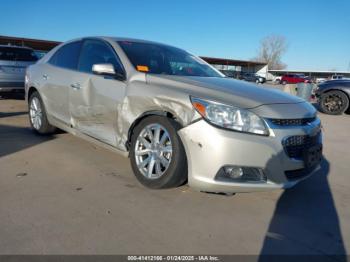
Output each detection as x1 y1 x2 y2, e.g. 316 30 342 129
178 119 322 193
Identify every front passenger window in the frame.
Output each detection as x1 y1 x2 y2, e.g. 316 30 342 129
78 40 124 75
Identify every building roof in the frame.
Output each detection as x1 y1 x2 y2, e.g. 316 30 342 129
269 69 350 75
200 56 267 67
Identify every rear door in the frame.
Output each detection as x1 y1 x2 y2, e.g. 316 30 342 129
69 39 127 147
40 41 82 125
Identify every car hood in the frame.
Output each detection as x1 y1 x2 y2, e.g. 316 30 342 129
146 75 304 109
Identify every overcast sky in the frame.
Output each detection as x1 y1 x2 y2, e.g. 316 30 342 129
1 0 349 71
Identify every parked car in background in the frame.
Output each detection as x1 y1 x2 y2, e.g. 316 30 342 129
316 75 348 84
274 76 282 83
316 77 327 84
331 75 343 80
316 79 350 114
280 74 310 84
25 36 322 194
241 72 266 84
0 45 38 92
304 76 312 82
220 70 240 79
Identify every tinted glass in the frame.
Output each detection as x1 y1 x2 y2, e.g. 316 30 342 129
35 51 47 59
118 41 223 77
49 41 81 70
78 40 124 74
0 47 38 61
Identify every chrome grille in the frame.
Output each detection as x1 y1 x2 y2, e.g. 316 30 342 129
270 117 316 126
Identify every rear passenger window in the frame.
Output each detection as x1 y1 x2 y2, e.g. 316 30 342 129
78 39 124 74
49 41 81 70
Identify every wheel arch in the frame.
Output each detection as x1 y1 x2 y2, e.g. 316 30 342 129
126 110 178 150
27 86 39 101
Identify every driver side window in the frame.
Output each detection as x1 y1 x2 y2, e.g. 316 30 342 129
78 39 124 75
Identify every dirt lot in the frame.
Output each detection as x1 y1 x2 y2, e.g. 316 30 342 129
0 96 349 256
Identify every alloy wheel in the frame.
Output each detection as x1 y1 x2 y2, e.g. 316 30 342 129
134 123 173 179
29 97 43 130
323 93 344 113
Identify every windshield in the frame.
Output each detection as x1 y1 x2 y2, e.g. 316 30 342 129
118 41 223 77
0 47 38 62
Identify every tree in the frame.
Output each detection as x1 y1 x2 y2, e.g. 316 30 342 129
254 35 288 70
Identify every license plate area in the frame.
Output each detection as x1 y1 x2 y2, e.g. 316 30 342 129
303 144 322 169
3 66 24 74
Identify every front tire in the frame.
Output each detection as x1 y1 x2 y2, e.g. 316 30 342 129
130 115 187 189
319 91 349 115
28 91 56 134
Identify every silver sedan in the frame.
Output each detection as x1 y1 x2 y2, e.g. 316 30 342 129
25 37 323 193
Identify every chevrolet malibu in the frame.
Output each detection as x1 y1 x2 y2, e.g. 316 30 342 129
25 37 323 193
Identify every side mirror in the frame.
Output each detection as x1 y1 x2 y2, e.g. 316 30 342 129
92 63 125 81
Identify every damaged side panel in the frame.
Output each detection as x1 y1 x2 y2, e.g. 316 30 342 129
115 77 200 151
69 71 199 152
69 73 126 147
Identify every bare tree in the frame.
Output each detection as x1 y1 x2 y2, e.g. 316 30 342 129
254 35 288 70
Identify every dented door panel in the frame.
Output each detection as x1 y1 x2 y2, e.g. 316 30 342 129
69 72 126 146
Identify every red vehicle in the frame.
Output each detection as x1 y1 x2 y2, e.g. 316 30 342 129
280 74 310 84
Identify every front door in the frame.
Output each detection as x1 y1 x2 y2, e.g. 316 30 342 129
69 39 126 147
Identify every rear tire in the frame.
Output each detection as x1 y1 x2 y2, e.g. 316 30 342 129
129 115 187 189
319 91 349 115
28 91 56 134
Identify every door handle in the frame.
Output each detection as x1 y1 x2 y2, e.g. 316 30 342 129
70 82 81 90
42 74 49 80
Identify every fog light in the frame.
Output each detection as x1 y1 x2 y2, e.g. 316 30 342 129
224 166 244 179
216 166 267 183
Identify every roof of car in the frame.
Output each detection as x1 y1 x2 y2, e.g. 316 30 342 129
327 79 350 82
63 36 178 50
103 37 177 48
321 79 350 85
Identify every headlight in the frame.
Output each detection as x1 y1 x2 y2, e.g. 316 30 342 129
191 97 269 136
